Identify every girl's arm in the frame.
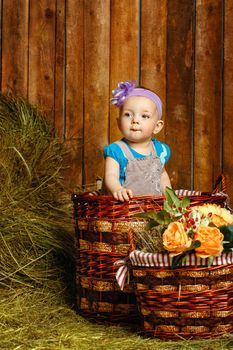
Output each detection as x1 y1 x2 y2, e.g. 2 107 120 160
104 156 133 201
160 167 171 194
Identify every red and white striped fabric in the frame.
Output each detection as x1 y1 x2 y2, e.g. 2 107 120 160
115 250 233 290
115 259 130 291
174 189 202 196
129 250 233 267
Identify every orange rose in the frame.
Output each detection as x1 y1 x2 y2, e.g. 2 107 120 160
163 222 192 256
194 225 224 258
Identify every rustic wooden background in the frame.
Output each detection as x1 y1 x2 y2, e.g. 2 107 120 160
1 0 232 201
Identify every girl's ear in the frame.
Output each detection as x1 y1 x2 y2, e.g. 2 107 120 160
153 119 164 134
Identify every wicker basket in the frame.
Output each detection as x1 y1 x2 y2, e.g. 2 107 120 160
72 174 228 323
129 251 233 340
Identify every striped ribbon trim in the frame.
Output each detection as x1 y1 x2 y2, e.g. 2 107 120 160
114 259 129 291
174 189 202 196
115 250 233 290
129 250 233 267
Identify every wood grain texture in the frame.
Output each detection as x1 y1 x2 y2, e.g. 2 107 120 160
166 0 194 190
223 0 233 202
1 0 29 96
194 0 222 192
83 0 110 185
0 1 232 200
28 0 56 119
109 0 139 143
54 0 65 140
140 0 167 142
64 0 84 189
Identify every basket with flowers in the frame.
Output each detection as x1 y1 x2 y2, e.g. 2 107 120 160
116 187 233 339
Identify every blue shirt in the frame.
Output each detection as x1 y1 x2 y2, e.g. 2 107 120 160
104 138 170 185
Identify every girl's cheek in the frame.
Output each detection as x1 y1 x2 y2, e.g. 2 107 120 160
144 127 154 135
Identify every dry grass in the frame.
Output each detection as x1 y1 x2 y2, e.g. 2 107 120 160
1 288 233 350
0 93 74 294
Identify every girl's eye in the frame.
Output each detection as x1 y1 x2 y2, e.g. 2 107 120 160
142 114 150 119
123 112 131 117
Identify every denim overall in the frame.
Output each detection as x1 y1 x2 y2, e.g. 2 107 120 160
115 140 163 196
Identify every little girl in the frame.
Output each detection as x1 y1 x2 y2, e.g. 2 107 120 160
104 80 171 202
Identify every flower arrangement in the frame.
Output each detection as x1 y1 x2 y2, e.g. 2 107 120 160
136 188 233 268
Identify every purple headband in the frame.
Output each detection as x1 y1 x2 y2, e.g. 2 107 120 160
111 80 162 119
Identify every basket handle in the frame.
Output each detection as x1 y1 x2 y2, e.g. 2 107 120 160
212 174 227 194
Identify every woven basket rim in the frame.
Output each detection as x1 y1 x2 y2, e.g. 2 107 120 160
72 192 227 202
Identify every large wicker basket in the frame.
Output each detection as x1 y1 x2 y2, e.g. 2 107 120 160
72 175 228 323
128 249 233 340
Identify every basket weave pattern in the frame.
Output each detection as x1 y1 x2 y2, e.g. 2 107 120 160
132 264 233 339
72 175 228 323
73 212 142 322
73 195 176 322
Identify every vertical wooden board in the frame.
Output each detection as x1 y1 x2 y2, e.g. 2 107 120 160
140 0 167 142
223 1 233 202
64 0 84 189
166 0 194 190
28 0 56 119
194 0 222 192
54 0 65 140
1 0 29 96
110 0 139 143
83 0 110 185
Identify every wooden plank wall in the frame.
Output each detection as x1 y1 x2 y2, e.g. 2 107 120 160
1 0 233 201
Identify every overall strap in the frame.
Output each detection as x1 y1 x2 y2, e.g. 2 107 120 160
114 140 135 160
151 142 157 156
114 140 157 160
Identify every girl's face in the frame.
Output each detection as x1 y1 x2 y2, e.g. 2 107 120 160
117 96 163 143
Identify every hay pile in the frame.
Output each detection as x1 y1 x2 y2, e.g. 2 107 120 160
0 93 75 295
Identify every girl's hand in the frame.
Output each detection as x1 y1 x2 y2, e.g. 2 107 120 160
113 188 133 202
104 157 133 201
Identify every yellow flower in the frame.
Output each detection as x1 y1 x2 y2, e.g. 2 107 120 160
194 225 224 258
196 204 233 227
212 214 229 227
163 222 192 256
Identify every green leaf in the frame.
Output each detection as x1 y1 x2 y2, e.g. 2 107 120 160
181 196 190 209
223 244 233 252
134 211 158 220
155 210 172 225
189 240 201 250
163 200 173 213
145 220 159 231
171 252 188 269
223 240 233 251
136 210 172 227
220 225 233 242
164 187 181 209
207 256 214 267
171 240 201 269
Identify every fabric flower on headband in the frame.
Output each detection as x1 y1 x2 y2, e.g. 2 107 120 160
111 81 136 107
